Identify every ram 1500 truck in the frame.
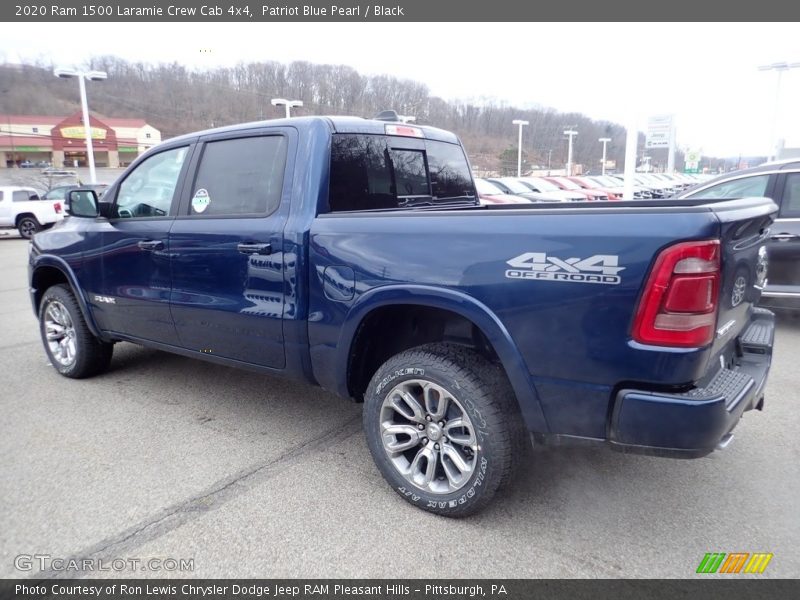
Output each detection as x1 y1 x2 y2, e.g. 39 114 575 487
29 116 777 516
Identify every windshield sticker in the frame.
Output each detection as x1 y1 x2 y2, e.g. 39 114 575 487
191 188 210 213
506 252 624 285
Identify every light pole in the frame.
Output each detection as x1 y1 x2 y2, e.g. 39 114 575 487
564 129 578 176
599 137 611 176
758 61 800 161
54 67 107 184
271 98 303 119
512 119 528 177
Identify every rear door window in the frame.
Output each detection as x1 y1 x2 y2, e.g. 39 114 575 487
329 134 476 212
188 135 287 217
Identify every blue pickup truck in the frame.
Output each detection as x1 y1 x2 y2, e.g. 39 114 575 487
29 116 777 516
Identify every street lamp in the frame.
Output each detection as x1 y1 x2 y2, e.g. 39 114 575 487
599 137 612 175
512 119 529 177
54 67 107 184
271 98 303 119
758 61 800 161
564 129 578 176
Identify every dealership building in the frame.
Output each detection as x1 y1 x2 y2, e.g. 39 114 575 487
0 112 161 168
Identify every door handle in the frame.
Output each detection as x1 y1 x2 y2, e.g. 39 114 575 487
770 233 799 242
137 239 165 251
237 242 272 255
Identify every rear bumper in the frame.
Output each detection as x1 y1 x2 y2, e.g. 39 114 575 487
609 309 774 458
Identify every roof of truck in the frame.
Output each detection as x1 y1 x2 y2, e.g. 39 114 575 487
162 116 460 146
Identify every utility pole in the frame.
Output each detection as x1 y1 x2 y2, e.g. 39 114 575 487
564 129 578 176
512 119 529 177
599 137 611 176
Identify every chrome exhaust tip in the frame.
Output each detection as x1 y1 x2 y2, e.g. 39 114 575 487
716 433 734 451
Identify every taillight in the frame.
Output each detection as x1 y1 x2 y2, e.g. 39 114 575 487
632 240 720 347
54 202 62 214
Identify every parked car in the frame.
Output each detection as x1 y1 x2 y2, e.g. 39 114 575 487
29 115 776 516
41 167 78 177
0 186 64 238
485 177 562 202
43 184 108 210
475 178 533 205
677 159 800 310
585 175 651 199
542 176 609 201
567 176 621 200
19 160 35 168
518 177 586 201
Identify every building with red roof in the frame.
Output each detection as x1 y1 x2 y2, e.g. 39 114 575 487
0 112 161 168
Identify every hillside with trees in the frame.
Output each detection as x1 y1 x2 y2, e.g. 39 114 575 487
1 58 689 173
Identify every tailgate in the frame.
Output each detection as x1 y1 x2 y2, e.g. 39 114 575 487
707 197 777 366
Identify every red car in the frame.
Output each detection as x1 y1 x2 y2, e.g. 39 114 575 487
567 176 621 200
542 176 609 201
475 178 533 205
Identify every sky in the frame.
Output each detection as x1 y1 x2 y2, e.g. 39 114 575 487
1 22 799 157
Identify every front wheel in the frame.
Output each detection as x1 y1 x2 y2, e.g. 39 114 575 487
17 216 41 239
38 284 114 378
363 343 526 517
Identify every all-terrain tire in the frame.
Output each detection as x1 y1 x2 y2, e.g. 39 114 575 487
363 343 527 517
38 284 113 378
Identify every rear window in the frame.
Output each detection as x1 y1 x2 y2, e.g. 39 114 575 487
683 174 769 200
328 134 476 212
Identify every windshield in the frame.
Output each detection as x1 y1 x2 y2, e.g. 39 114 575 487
552 177 581 190
524 177 560 192
475 179 503 194
497 178 533 194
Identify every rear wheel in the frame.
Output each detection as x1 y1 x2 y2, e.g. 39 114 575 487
39 284 113 378
363 343 526 517
17 216 41 239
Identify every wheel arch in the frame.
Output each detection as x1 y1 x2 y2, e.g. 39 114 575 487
337 285 549 433
15 212 38 226
30 256 106 340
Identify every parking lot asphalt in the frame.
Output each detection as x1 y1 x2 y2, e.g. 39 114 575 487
1 234 798 579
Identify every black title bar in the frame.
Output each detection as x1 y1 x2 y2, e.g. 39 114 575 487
4 0 800 21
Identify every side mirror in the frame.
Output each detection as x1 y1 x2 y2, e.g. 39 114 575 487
66 189 99 218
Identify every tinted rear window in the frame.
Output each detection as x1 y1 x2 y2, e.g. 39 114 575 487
329 134 476 212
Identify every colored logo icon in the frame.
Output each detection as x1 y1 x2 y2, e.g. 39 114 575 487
696 552 773 574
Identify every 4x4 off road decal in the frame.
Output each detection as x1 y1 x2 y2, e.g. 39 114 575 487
506 252 625 285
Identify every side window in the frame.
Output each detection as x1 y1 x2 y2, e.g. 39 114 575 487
46 188 69 201
13 190 38 201
779 173 800 218
684 174 769 200
188 136 287 217
115 146 189 218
